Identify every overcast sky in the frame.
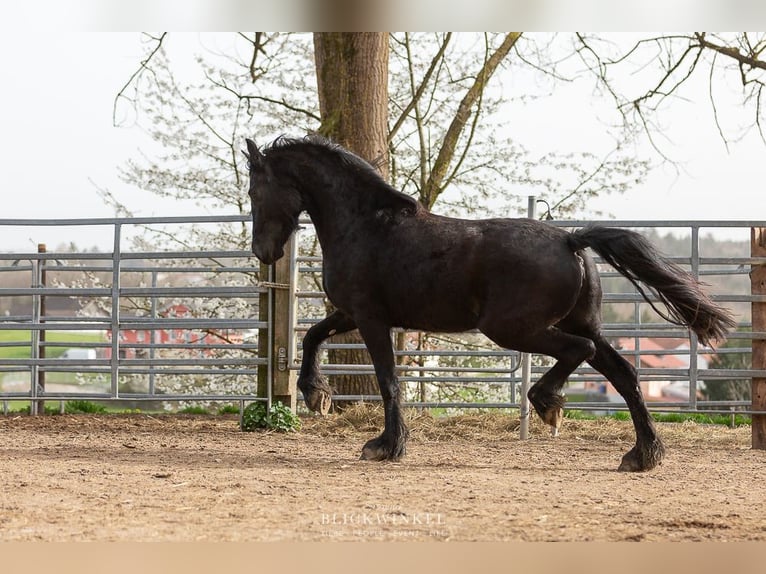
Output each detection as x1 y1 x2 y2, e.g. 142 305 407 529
1 31 764 251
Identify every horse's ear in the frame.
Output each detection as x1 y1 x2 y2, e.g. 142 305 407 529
243 138 265 169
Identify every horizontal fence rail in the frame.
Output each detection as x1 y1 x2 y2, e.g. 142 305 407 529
0 215 271 414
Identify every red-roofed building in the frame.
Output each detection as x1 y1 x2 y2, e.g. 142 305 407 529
574 337 711 403
106 304 243 359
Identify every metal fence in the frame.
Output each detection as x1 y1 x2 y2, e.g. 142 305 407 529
1 213 765 420
0 215 270 414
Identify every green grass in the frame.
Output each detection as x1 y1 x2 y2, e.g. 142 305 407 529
564 409 750 427
64 400 108 414
178 405 211 415
0 331 107 387
0 330 106 359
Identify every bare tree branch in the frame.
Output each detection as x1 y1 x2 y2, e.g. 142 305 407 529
576 32 766 159
443 35 490 194
238 32 271 82
707 50 731 152
389 33 452 144
113 32 167 127
206 74 321 123
421 32 522 208
695 32 766 73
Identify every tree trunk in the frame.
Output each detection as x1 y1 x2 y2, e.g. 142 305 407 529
313 33 390 406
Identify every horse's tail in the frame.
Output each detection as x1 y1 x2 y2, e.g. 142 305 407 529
567 225 736 346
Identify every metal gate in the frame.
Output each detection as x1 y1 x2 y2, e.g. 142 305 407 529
0 215 272 414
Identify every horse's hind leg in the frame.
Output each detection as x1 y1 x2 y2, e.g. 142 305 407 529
482 325 596 433
587 336 664 472
298 309 356 414
523 330 597 433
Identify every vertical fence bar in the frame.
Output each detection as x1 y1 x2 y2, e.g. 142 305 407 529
519 353 531 440
149 270 157 396
518 196 537 439
30 251 41 415
688 226 700 410
37 244 46 414
257 262 270 402
286 234 299 369
266 277 274 414
110 223 122 398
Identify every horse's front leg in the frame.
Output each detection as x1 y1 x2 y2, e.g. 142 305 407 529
356 320 408 461
298 309 356 414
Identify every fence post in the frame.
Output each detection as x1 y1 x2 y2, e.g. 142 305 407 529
109 224 122 398
31 244 47 415
271 235 298 412
751 227 766 449
688 227 699 410
518 196 537 440
257 261 270 402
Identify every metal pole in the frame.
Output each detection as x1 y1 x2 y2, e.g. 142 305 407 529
519 196 537 439
519 353 531 440
149 270 157 396
110 224 121 398
37 244 46 414
30 249 41 415
286 233 298 368
266 271 274 414
688 226 700 410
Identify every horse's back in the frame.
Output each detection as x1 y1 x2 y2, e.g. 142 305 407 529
333 214 589 333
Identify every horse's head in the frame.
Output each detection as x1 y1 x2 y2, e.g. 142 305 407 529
243 138 303 264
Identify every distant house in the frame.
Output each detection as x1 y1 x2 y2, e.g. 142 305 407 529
107 304 243 359
574 337 711 403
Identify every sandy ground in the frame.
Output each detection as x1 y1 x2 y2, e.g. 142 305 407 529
1 408 764 542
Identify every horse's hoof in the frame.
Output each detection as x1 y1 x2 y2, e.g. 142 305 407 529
542 407 564 431
360 436 405 461
529 390 565 431
617 440 665 472
298 373 333 415
304 387 332 415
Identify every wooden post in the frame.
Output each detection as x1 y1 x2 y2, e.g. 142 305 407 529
751 228 766 449
271 236 297 411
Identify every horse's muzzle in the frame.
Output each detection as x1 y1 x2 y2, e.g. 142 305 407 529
252 242 283 265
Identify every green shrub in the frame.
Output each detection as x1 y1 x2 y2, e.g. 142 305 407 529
241 401 301 433
65 400 107 414
217 404 240 415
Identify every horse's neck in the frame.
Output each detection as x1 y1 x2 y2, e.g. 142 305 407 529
301 180 355 253
299 173 380 255
293 153 413 254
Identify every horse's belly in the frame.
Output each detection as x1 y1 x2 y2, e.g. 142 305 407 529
389 291 481 333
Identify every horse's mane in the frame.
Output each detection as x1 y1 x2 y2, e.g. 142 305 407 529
263 135 420 215
265 134 386 178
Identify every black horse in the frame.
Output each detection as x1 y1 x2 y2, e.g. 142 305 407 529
243 135 735 472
